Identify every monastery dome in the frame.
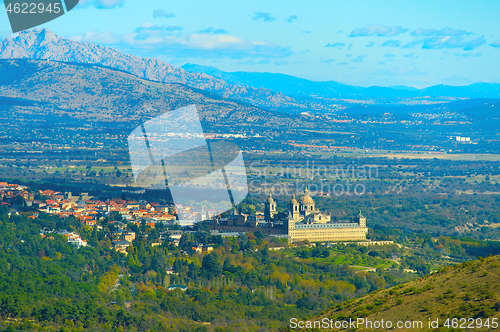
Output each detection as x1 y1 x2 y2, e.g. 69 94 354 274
299 188 314 205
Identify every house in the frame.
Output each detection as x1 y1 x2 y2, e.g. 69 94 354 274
165 230 183 240
167 285 188 291
8 207 19 216
113 240 131 255
86 220 97 227
33 201 46 209
203 245 214 253
68 236 88 247
121 232 136 242
59 231 87 247
41 190 59 197
192 245 203 253
156 214 177 222
191 244 214 253
111 231 123 240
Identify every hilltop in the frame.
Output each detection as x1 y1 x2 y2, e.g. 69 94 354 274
305 255 500 331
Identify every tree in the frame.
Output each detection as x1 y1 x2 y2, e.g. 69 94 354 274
194 221 209 232
90 226 99 247
254 230 265 240
296 294 319 310
201 253 222 279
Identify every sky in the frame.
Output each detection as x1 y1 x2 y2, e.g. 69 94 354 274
1 0 500 88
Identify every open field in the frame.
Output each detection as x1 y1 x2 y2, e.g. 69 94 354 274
319 152 500 161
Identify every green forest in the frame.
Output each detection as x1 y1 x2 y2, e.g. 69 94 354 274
2 206 500 331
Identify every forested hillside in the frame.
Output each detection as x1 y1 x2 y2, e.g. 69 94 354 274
306 255 500 331
0 207 419 332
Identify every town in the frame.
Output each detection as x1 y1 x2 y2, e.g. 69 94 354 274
0 181 209 253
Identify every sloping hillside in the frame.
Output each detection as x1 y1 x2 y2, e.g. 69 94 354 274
307 255 500 331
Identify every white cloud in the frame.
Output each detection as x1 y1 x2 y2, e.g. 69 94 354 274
381 39 401 47
351 55 367 63
79 0 124 9
325 42 344 48
70 31 120 44
275 59 288 65
252 12 276 22
404 28 486 51
490 40 500 48
72 24 292 59
411 28 468 37
198 27 228 34
404 36 486 51
349 24 408 37
153 9 174 18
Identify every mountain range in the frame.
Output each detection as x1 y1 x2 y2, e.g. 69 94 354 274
182 63 500 100
0 29 334 114
2 29 499 118
1 28 499 120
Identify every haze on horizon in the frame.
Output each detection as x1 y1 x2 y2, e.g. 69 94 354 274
0 0 499 88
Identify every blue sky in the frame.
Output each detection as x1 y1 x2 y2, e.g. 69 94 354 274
1 0 500 87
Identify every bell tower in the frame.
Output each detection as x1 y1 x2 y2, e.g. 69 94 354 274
264 191 277 222
290 195 300 220
355 210 366 228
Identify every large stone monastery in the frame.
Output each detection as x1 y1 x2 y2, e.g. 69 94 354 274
209 187 368 243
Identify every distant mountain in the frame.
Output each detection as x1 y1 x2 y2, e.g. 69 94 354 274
0 29 328 113
182 63 500 100
420 83 500 98
389 85 420 91
340 98 500 115
309 255 500 331
182 63 375 98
